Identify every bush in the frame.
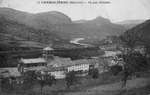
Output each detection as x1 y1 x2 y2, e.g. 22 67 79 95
89 68 99 79
65 71 78 88
110 65 122 76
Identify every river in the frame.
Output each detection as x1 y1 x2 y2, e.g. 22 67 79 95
70 38 90 46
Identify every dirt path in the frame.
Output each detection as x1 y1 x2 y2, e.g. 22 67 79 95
65 78 150 95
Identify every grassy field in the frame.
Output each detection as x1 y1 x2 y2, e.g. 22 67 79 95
0 72 120 94
0 71 150 95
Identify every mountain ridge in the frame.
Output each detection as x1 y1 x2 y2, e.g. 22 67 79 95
116 19 146 29
0 7 131 45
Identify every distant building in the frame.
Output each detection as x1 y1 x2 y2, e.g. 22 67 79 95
103 50 122 57
99 44 119 51
101 50 123 66
134 46 146 55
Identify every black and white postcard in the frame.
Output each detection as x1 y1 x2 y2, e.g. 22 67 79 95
0 0 150 95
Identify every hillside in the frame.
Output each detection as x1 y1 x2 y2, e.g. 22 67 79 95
0 16 73 50
121 19 150 47
54 16 126 42
0 8 71 28
0 8 126 42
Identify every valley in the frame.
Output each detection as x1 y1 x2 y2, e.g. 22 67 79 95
0 7 150 95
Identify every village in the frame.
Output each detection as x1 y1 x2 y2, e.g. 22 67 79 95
0 38 148 95
0 43 146 80
0 31 148 94
0 45 122 79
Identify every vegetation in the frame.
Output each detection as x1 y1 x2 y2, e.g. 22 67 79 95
89 68 99 79
0 71 56 95
53 47 104 60
0 16 63 44
110 65 122 76
35 71 56 95
120 20 150 52
121 51 149 87
117 20 150 87
65 71 78 88
22 71 37 90
1 77 15 92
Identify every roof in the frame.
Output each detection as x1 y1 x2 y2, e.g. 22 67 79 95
42 66 66 72
43 47 53 51
48 56 72 67
21 58 46 64
49 57 98 68
71 59 98 66
41 58 98 72
24 66 46 71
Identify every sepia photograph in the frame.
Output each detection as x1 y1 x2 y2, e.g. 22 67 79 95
0 0 150 95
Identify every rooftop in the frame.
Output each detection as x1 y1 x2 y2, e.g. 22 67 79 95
49 57 98 67
20 58 46 64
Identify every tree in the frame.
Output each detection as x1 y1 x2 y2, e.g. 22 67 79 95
119 24 150 87
1 77 12 92
121 51 148 87
110 65 122 76
65 71 78 88
36 71 56 95
22 70 37 91
89 68 99 79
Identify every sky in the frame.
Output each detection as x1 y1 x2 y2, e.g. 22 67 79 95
0 0 150 22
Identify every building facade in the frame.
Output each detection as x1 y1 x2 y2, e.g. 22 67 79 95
41 58 99 79
18 58 47 73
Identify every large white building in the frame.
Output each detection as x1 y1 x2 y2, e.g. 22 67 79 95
41 58 99 79
17 56 99 79
66 59 98 72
